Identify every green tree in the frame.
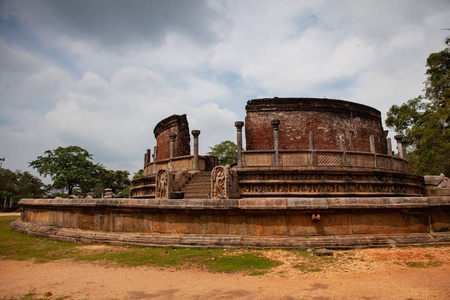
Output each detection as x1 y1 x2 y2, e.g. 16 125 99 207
386 38 450 176
133 169 144 180
98 169 131 193
207 140 238 165
0 168 46 209
29 146 104 195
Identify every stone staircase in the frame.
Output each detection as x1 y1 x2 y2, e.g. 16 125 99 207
183 171 212 199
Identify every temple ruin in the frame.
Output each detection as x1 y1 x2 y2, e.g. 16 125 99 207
12 98 450 249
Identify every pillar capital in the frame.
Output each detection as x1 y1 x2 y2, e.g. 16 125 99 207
394 134 404 142
394 134 407 160
191 130 200 138
235 121 244 131
271 119 280 129
169 132 177 142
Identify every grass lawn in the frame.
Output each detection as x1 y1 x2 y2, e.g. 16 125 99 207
0 216 280 274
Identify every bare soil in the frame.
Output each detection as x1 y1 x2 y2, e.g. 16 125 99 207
1 246 449 299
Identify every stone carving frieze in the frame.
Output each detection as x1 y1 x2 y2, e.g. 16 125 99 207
239 181 423 196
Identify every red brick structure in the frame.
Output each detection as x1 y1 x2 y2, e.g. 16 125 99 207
245 98 387 154
13 96 450 249
154 114 190 160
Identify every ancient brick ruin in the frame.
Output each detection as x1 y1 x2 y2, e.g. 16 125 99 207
131 98 423 200
245 98 387 153
13 98 450 249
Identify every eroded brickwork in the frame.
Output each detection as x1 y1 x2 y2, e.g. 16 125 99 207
154 114 190 160
245 98 387 154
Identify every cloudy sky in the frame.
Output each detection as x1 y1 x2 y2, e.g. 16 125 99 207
0 0 449 179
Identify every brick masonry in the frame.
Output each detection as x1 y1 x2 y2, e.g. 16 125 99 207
245 98 387 154
154 114 191 160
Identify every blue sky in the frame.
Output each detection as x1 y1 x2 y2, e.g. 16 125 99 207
0 0 449 179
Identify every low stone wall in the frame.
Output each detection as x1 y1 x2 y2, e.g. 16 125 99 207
11 197 450 249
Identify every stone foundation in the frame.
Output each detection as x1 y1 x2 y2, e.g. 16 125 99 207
12 197 450 249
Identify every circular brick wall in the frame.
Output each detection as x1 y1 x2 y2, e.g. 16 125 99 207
154 114 191 160
245 98 387 154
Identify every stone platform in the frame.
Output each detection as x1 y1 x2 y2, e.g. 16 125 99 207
12 197 450 249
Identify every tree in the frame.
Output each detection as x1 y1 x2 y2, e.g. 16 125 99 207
207 140 238 165
98 169 131 193
0 168 46 209
29 146 104 195
386 38 450 176
133 169 144 180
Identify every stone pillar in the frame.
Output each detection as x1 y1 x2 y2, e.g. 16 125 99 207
309 131 315 166
144 153 148 167
235 121 244 167
369 135 377 168
146 149 151 164
192 130 200 170
272 119 281 166
387 137 393 170
154 146 158 162
394 135 407 160
386 138 393 156
369 135 376 153
169 133 177 159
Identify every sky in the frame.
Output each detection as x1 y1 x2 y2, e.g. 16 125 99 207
0 0 449 180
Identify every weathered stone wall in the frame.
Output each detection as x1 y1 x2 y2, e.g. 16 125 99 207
245 98 387 154
12 197 450 248
154 114 190 160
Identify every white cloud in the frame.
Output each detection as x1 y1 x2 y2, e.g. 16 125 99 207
1 0 449 179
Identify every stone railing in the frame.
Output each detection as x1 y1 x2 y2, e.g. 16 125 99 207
241 149 408 172
144 155 218 176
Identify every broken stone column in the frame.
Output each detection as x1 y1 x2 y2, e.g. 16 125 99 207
394 135 407 160
235 121 244 166
154 146 158 161
192 130 200 170
387 137 393 170
386 138 393 156
147 149 151 164
271 119 280 166
169 133 177 159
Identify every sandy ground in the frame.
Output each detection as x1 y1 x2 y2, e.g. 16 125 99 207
0 245 449 300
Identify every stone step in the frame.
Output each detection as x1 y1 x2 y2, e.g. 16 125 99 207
183 171 212 199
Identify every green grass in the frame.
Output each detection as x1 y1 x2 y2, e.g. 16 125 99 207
404 261 443 268
0 217 81 263
0 217 279 274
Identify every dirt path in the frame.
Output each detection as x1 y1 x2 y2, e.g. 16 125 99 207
1 247 449 299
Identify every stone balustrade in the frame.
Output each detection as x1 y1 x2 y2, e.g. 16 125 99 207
241 149 408 172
